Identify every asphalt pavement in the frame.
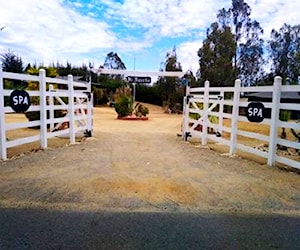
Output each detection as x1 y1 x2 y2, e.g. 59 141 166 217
0 208 299 249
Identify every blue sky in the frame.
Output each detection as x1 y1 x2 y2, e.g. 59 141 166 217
0 0 299 74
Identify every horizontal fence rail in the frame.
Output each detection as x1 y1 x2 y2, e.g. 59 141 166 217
0 68 93 160
182 78 300 170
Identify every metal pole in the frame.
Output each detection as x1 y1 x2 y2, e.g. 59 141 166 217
133 56 136 104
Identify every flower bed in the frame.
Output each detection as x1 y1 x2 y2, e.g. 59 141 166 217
117 115 149 121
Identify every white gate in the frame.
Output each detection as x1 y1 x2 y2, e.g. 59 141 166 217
183 89 224 142
0 68 93 160
183 79 300 170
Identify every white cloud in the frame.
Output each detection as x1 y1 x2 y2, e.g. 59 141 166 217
241 0 300 38
98 0 300 40
99 0 225 37
177 40 202 73
0 0 116 65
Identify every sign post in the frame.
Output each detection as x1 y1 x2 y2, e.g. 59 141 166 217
133 82 136 104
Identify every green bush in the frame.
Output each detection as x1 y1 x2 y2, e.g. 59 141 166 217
115 96 132 117
279 110 291 122
114 85 133 117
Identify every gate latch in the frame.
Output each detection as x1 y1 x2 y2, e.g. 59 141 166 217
186 95 193 104
83 91 92 101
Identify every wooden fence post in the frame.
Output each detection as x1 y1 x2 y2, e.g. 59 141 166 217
202 80 210 146
0 66 7 160
68 74 75 144
39 69 47 149
268 76 282 166
230 79 241 155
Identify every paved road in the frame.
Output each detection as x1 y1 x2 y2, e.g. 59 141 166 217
0 208 299 250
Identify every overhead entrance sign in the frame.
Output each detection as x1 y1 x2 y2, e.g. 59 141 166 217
95 69 184 78
246 102 265 123
126 76 151 84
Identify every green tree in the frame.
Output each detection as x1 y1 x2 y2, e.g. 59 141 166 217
183 70 198 87
268 23 300 83
54 61 88 80
136 84 162 106
239 20 265 85
198 23 236 86
104 52 126 70
1 51 23 73
102 51 127 81
217 0 264 83
1 51 26 89
155 47 183 110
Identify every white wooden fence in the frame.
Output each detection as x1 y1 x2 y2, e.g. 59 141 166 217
182 77 300 170
0 67 93 160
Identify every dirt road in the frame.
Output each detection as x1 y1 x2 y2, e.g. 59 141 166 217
0 104 299 215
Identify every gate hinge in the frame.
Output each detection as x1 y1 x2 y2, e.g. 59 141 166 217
186 95 193 104
184 132 191 141
84 129 92 137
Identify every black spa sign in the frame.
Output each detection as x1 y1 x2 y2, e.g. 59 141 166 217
9 89 31 113
246 102 265 123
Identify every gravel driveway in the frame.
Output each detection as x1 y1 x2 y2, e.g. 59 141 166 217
0 104 299 214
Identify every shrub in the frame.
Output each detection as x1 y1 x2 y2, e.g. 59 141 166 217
114 85 133 117
114 96 132 117
133 103 149 117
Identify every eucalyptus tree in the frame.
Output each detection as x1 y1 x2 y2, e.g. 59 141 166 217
102 51 127 81
198 22 236 87
217 0 264 84
239 20 265 85
156 47 183 109
103 51 126 70
268 23 300 84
